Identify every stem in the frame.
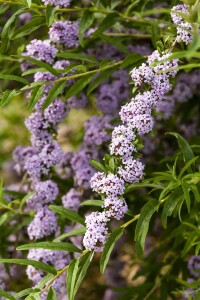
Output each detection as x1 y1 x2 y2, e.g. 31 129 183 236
0 1 150 24
21 60 124 91
105 33 152 38
54 60 123 82
121 214 140 228
40 250 90 295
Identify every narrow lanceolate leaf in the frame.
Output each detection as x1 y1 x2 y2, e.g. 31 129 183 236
1 8 24 53
79 10 94 46
54 227 86 242
46 5 59 27
135 200 159 259
67 259 79 300
73 252 93 297
47 287 57 300
27 85 43 111
20 56 59 76
0 259 56 275
120 52 143 69
100 228 124 274
12 16 46 39
50 205 85 226
167 132 194 172
67 252 93 300
14 288 40 298
181 232 198 257
161 188 183 228
57 52 98 64
65 74 94 99
93 13 119 36
0 74 29 85
0 90 19 108
87 68 117 95
17 241 81 253
0 289 15 300
24 0 32 8
90 160 107 173
80 200 104 207
43 81 66 109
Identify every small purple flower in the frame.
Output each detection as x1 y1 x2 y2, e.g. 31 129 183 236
27 206 58 239
83 211 109 252
25 39 58 64
49 21 79 48
42 0 70 8
62 188 81 211
118 157 144 183
188 256 200 278
103 196 128 220
131 114 154 135
44 99 67 124
91 172 125 196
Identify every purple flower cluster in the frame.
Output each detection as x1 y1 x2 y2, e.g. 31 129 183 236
62 188 81 211
171 4 194 44
83 4 196 252
49 21 79 48
188 256 200 278
25 40 58 64
41 0 70 7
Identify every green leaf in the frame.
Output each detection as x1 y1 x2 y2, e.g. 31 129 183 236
14 288 40 298
181 181 191 213
1 8 24 53
135 200 159 259
93 13 119 36
0 90 19 108
20 56 59 76
161 187 183 228
57 52 98 64
54 227 86 242
79 10 94 46
0 289 15 300
0 74 29 85
73 252 93 297
17 241 81 253
67 259 79 300
120 52 143 69
80 200 104 207
46 5 59 27
150 20 160 48
12 16 46 39
90 160 107 173
178 156 199 179
27 85 43 111
167 132 194 172
100 227 124 274
47 287 57 300
181 232 198 257
65 74 94 99
67 252 93 300
43 81 66 109
87 68 116 95
0 258 56 275
50 205 85 226
24 0 32 8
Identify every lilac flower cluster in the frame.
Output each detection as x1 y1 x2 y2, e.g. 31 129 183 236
41 0 70 8
83 5 196 252
171 4 194 44
49 21 79 48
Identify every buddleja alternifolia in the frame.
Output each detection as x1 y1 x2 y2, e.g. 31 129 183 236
0 0 199 299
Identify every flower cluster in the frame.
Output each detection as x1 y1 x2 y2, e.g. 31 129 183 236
83 4 196 252
171 4 194 44
41 0 70 8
